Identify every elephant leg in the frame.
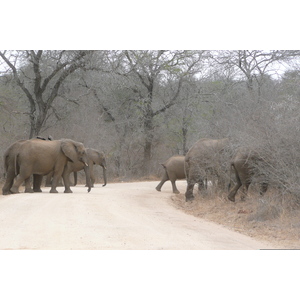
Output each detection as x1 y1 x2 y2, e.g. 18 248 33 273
50 171 63 193
33 174 43 192
89 175 95 187
185 180 195 201
45 172 53 187
155 179 167 191
2 168 15 195
156 172 169 192
83 165 92 192
228 165 243 202
50 180 59 193
73 172 77 186
10 172 29 194
85 165 95 187
2 180 13 195
228 179 242 202
197 179 208 196
170 180 180 194
10 164 33 193
91 179 95 187
240 181 250 201
197 180 205 192
24 177 34 193
62 170 72 193
85 176 95 187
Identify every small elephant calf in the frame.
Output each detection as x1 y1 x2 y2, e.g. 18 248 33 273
156 155 185 194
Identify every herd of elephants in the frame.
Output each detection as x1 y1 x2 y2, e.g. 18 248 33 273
2 136 269 202
156 137 268 202
2 137 107 196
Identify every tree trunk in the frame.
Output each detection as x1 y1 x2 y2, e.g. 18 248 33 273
182 126 188 155
143 109 154 176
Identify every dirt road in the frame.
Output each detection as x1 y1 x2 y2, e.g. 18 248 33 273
0 181 275 250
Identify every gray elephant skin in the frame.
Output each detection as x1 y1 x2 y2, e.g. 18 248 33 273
155 155 185 194
3 139 28 194
228 148 268 202
71 148 107 187
45 148 107 188
2 138 92 195
185 138 230 201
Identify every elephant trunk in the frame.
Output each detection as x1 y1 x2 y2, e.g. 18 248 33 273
73 172 77 186
102 166 107 187
83 165 92 192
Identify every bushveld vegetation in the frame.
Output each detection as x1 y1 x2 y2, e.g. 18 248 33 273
1 50 300 231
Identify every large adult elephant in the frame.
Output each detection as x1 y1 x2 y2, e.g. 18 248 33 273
69 148 107 188
155 155 185 194
3 137 55 194
227 148 268 202
185 138 230 201
44 148 107 188
2 138 92 195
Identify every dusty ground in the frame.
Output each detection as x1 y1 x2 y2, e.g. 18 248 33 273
170 181 300 249
0 181 280 250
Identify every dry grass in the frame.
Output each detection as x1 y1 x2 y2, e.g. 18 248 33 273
169 187 300 249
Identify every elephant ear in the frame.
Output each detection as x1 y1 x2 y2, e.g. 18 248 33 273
61 140 78 162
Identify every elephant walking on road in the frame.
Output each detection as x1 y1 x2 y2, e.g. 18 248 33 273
2 138 92 195
44 148 107 188
70 148 107 188
228 148 268 202
155 155 185 194
185 138 230 201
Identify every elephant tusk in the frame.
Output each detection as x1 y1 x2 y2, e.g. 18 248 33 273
85 162 88 166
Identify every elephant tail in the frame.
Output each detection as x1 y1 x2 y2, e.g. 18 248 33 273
161 163 166 169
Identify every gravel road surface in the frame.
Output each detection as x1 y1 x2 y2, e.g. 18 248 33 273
0 181 274 250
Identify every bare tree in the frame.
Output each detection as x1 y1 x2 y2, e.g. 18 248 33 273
163 77 215 155
214 50 300 102
0 50 90 138
119 50 207 174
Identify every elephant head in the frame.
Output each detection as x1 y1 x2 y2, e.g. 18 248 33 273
61 139 88 165
72 148 107 188
67 147 107 187
61 139 92 192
